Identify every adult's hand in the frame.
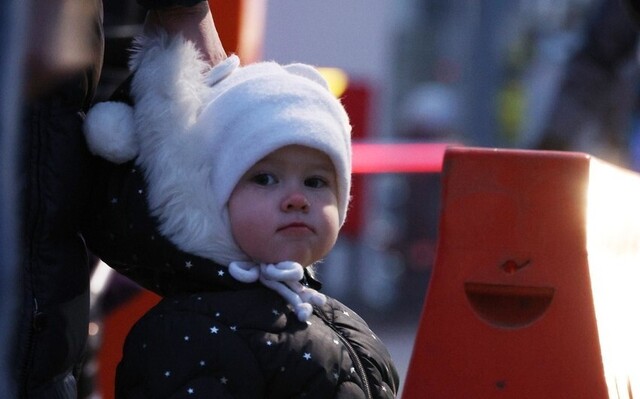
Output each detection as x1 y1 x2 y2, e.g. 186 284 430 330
144 2 227 66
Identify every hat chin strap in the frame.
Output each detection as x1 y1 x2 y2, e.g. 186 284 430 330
228 261 326 322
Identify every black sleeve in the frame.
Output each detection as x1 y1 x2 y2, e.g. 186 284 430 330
83 155 229 296
137 0 205 10
82 76 229 297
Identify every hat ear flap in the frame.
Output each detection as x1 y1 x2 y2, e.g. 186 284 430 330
283 63 330 91
205 54 241 86
84 101 138 164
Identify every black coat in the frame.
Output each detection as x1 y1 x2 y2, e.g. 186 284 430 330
116 279 398 398
17 73 96 399
14 4 103 396
14 1 209 397
84 154 400 399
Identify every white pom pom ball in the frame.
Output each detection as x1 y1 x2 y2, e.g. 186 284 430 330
84 101 138 164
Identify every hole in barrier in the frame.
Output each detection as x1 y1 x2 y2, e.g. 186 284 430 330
464 282 555 329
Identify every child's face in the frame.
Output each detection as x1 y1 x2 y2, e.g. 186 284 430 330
228 145 340 266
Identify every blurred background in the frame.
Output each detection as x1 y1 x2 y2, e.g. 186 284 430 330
4 0 640 397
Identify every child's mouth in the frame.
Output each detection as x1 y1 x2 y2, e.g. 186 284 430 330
278 222 313 233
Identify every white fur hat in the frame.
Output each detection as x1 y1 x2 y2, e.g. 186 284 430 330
84 33 352 267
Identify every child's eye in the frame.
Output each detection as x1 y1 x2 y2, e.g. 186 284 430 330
251 173 278 186
304 176 328 189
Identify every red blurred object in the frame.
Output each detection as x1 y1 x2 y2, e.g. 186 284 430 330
208 0 265 63
352 142 449 174
338 81 370 237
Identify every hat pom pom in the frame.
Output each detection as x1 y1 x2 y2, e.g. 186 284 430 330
84 101 138 164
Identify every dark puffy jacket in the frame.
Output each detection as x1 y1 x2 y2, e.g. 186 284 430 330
83 150 399 399
117 288 398 398
16 74 96 399
14 2 104 396
14 1 208 397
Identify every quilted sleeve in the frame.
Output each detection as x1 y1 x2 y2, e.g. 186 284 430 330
82 154 230 296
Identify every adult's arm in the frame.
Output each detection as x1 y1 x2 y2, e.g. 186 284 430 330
140 0 227 66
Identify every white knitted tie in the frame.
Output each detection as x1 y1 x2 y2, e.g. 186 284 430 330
228 261 326 322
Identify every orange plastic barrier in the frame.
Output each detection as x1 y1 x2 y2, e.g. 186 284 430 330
97 290 161 399
403 147 640 398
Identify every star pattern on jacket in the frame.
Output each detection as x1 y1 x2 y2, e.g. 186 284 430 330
84 125 398 397
90 162 399 397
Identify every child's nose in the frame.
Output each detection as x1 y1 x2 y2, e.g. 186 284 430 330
282 192 310 212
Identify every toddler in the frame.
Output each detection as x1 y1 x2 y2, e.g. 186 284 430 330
84 31 399 398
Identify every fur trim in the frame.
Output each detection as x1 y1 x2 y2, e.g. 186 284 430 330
84 102 137 164
120 32 351 267
129 33 247 265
